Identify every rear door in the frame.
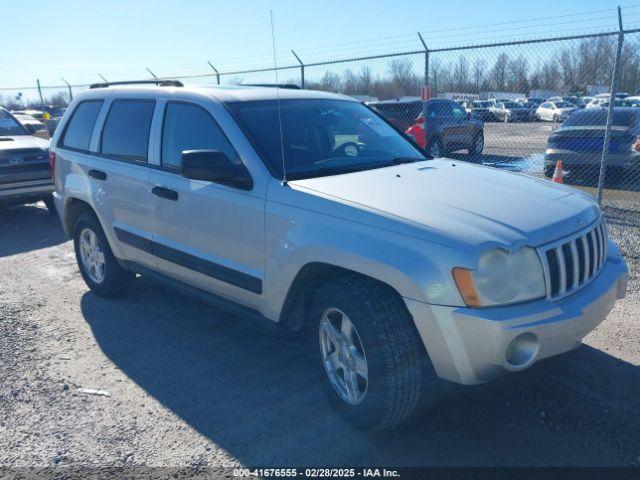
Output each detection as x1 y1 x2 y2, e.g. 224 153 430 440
83 96 158 269
149 100 265 309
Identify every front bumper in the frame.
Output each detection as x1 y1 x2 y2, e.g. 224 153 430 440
544 150 640 169
404 243 628 385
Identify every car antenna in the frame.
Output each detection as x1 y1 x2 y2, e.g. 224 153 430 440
270 10 288 186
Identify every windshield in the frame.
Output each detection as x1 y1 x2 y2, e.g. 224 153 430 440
503 101 520 108
229 99 426 180
473 101 492 107
554 102 572 108
563 109 637 127
0 109 28 136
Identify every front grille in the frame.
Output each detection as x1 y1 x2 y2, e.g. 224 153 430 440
538 219 607 300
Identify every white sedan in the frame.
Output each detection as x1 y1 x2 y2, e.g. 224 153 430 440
535 101 576 122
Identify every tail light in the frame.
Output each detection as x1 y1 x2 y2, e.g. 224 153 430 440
48 150 56 179
633 136 640 152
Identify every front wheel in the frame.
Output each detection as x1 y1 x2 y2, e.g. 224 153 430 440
42 194 56 214
73 213 135 297
312 275 440 430
428 138 443 158
467 133 484 163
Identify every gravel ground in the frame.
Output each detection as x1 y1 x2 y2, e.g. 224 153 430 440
0 199 639 469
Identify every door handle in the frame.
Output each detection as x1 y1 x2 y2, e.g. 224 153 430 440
88 169 107 181
152 186 179 201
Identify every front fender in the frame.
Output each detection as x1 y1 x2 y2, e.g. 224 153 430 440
262 199 467 321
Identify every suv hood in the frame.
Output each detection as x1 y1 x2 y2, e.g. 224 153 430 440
290 159 600 250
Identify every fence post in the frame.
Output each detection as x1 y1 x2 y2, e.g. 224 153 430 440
36 79 45 112
292 50 305 88
61 78 73 102
207 61 221 85
417 32 429 87
597 6 624 205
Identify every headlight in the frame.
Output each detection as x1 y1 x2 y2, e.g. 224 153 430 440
453 247 546 307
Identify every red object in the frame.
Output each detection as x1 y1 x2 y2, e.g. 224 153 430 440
633 136 640 152
405 121 426 148
48 150 56 180
421 85 431 101
552 160 564 184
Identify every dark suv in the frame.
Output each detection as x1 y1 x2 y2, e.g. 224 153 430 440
405 99 484 161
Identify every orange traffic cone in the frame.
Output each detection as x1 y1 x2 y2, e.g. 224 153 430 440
552 160 564 184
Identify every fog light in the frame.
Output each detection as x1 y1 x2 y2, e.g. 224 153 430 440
505 333 539 368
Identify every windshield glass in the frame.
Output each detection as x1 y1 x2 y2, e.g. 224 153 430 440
503 101 520 108
229 99 426 180
0 109 28 136
555 102 572 108
473 101 492 107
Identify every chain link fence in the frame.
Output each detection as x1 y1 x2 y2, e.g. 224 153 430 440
2 28 640 227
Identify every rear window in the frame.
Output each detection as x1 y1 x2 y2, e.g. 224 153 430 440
0 109 28 136
563 110 637 127
101 100 155 161
61 101 103 151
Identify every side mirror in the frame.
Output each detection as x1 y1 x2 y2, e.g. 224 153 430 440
33 129 51 140
180 150 252 190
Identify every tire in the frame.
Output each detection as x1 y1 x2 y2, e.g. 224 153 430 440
428 138 443 158
544 164 555 178
311 275 440 430
467 132 484 163
42 194 56 214
73 212 135 297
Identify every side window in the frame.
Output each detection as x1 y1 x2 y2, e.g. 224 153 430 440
101 100 155 161
61 100 103 151
427 102 452 118
161 102 240 170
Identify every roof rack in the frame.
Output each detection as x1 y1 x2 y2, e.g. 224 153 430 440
241 83 300 90
89 79 184 89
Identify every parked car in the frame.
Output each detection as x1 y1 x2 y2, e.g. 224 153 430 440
0 107 54 211
461 100 494 121
404 99 484 160
489 101 534 122
536 101 577 122
50 82 627 431
544 107 640 182
12 114 50 138
547 96 580 106
587 98 635 110
367 98 422 131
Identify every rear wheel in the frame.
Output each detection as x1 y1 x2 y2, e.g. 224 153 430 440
312 275 441 430
73 213 135 297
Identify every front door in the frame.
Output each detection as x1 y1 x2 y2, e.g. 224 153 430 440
150 101 265 309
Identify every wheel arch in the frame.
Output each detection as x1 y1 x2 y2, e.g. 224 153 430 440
278 262 407 332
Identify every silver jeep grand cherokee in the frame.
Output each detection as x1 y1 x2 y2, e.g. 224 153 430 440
50 81 628 430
